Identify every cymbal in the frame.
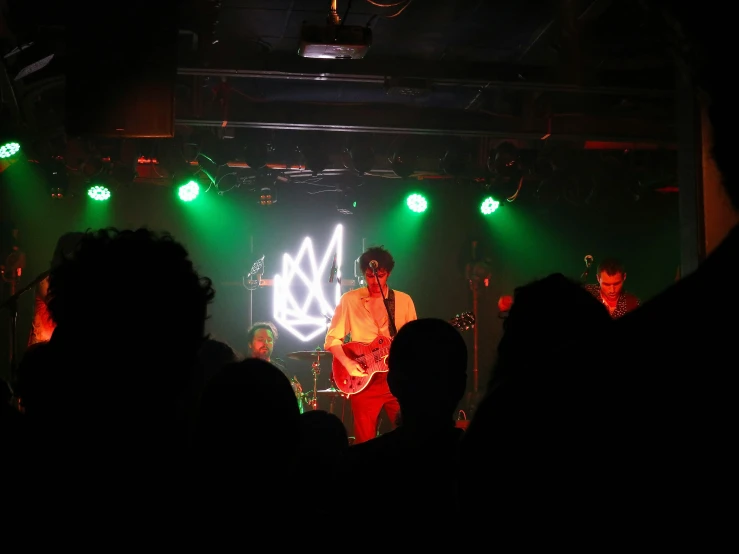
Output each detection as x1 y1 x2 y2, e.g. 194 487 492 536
286 350 331 361
316 387 342 395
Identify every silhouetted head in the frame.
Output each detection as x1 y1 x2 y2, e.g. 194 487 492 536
50 232 85 269
388 318 468 416
198 337 240 385
298 410 349 458
494 273 611 387
198 358 301 461
47 228 215 413
197 358 301 507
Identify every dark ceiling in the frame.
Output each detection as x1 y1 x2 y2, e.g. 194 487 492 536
172 0 675 138
204 0 667 70
0 0 680 199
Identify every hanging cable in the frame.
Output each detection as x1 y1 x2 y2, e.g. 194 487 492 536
364 0 405 7
363 0 413 18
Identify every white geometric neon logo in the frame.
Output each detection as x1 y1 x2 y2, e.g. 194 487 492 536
273 224 343 342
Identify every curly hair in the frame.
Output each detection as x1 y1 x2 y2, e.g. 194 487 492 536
47 228 215 361
359 246 395 274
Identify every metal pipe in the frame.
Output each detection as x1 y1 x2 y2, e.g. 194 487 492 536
177 67 673 97
176 118 674 144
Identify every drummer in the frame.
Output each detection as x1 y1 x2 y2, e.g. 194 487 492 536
246 321 304 412
246 321 278 364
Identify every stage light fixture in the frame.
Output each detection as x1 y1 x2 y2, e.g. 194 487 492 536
389 150 416 179
480 196 500 215
47 158 68 199
439 147 469 176
347 143 375 175
243 140 271 169
0 141 21 159
299 142 329 176
488 142 520 177
88 184 111 201
406 193 428 213
177 180 200 202
259 186 277 206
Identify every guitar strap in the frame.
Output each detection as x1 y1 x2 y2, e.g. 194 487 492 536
386 289 398 338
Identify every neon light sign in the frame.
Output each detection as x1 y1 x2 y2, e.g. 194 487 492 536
273 224 343 342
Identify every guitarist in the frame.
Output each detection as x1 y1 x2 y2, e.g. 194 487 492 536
325 246 417 444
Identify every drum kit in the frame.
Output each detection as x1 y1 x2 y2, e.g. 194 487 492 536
285 349 347 420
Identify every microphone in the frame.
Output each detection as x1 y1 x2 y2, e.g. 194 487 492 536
369 260 379 272
584 255 594 268
328 253 338 283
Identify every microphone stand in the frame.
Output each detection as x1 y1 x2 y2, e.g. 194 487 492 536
0 270 49 385
581 260 593 282
371 268 397 337
465 240 492 414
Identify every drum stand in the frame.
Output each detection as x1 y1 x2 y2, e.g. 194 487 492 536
285 349 332 412
310 354 322 411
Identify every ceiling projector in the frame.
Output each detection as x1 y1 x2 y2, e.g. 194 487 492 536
298 22 372 60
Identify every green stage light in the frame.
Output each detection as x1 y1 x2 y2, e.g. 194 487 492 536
406 193 428 213
88 185 111 201
480 196 500 215
178 180 200 202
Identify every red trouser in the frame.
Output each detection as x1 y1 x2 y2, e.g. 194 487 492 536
350 373 400 444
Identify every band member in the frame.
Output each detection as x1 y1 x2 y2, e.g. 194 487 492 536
325 246 418 444
497 258 640 320
583 258 640 319
28 232 85 346
246 321 278 363
247 321 304 413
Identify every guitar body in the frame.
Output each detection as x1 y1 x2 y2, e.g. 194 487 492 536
330 311 476 396
332 335 393 396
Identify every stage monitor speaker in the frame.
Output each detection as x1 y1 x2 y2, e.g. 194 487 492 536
65 2 179 138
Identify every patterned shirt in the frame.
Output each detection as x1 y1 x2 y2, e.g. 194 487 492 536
584 284 641 319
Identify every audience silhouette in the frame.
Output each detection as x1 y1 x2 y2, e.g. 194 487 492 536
608 2 738 541
340 317 468 539
460 274 613 537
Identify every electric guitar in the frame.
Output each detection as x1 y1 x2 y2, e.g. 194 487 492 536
331 311 475 396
